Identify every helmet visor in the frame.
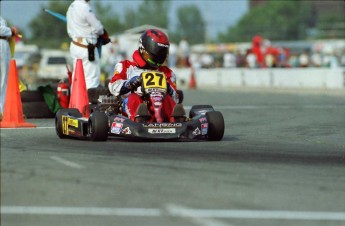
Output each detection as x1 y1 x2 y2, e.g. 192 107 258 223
141 49 165 68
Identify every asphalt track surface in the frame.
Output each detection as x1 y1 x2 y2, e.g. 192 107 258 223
1 88 345 226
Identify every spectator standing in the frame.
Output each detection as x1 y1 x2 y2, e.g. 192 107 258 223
311 49 322 67
0 16 18 120
223 51 236 68
66 0 109 90
251 35 265 68
168 42 177 68
178 37 190 67
200 52 214 68
299 50 310 67
245 49 257 68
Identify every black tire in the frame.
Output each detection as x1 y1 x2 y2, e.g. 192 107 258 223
206 111 224 141
189 105 214 118
23 101 55 118
88 111 109 141
55 110 66 139
55 108 82 139
21 91 45 102
177 89 184 104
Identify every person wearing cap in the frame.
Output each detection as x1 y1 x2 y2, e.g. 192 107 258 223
0 16 18 120
66 0 109 90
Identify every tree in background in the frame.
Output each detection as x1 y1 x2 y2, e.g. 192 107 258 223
218 1 312 42
123 8 137 31
170 4 206 44
135 0 169 29
93 1 125 35
112 0 170 32
315 13 345 39
28 1 69 49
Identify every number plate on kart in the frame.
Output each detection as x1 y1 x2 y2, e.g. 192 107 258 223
141 71 167 92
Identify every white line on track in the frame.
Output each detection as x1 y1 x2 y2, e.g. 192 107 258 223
50 156 84 169
0 126 54 129
166 204 232 226
163 208 345 221
0 206 161 216
195 105 345 110
1 206 345 221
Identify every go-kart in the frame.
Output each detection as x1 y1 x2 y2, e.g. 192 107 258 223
55 71 225 141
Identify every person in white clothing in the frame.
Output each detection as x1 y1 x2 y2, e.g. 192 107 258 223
66 0 109 90
0 17 18 120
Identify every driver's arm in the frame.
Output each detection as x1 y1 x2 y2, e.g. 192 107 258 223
108 62 127 96
108 61 142 96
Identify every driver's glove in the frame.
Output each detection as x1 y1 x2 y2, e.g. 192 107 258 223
119 76 141 95
126 76 141 90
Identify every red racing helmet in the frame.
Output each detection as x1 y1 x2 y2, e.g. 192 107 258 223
138 29 170 69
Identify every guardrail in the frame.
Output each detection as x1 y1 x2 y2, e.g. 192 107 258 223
174 67 345 89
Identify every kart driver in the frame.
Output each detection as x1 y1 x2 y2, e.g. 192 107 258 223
108 29 185 122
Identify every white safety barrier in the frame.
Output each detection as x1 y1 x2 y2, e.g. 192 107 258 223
174 67 345 89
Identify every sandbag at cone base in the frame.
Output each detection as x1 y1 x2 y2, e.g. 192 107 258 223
0 59 36 128
68 59 90 117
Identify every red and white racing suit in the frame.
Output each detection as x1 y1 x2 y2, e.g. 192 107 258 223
108 50 178 121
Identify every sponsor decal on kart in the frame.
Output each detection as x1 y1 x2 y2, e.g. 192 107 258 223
62 115 68 135
199 117 207 123
111 122 123 134
68 118 78 127
147 88 166 93
144 123 182 128
201 123 208 135
192 127 201 135
62 116 78 135
68 129 82 136
148 128 176 134
114 117 125 122
122 127 131 135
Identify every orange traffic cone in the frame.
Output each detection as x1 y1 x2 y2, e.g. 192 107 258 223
0 59 36 128
188 67 197 89
68 59 90 117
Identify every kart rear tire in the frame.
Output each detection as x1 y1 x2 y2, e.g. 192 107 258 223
89 111 109 141
55 108 82 139
189 105 214 118
206 111 224 141
21 90 45 102
177 89 184 104
23 101 54 118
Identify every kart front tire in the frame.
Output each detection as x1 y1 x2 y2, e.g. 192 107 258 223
55 108 82 139
189 105 214 118
177 89 184 104
89 111 109 141
206 111 224 141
